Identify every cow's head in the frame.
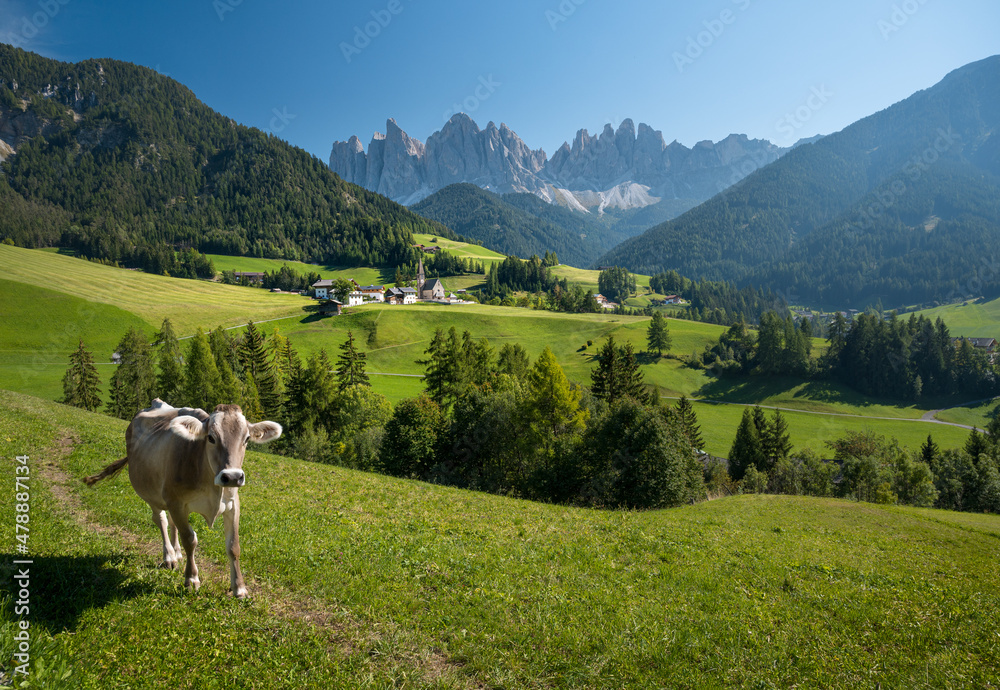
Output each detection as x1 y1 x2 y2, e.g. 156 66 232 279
170 404 282 487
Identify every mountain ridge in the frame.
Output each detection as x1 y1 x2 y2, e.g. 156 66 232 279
596 54 1000 307
330 114 788 212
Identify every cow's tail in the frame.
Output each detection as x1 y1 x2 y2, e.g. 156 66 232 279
83 456 129 487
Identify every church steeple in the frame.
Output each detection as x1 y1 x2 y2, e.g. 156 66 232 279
417 257 425 296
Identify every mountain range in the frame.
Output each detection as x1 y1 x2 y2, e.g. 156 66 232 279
329 114 787 213
598 55 1000 307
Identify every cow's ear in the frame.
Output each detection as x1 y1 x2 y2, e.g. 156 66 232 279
170 416 208 442
249 421 282 444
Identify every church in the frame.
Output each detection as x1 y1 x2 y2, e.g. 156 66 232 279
417 258 446 301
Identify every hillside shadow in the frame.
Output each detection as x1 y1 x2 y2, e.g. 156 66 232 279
0 553 154 634
693 375 920 412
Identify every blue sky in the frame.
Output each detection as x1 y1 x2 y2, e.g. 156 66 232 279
2 0 998 159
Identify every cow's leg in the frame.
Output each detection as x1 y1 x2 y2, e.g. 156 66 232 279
224 493 247 598
167 513 181 560
152 508 179 570
169 507 199 591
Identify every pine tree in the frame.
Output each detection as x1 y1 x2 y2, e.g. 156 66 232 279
183 329 223 411
106 327 157 419
762 410 792 471
646 311 672 356
591 337 621 403
60 340 102 411
154 318 184 405
336 330 370 391
729 408 766 481
964 428 989 463
675 395 704 450
239 321 281 417
920 434 940 465
619 342 649 404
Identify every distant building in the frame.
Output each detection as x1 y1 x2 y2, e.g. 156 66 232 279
347 291 365 307
386 287 417 305
312 279 335 299
359 285 385 302
952 337 997 352
416 258 447 300
317 299 342 316
234 272 266 285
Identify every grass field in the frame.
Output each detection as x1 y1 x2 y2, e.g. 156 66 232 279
2 391 998 688
1 246 982 457
411 234 506 263
1 245 307 334
914 298 1000 338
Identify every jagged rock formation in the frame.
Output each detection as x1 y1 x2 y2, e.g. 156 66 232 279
329 114 786 211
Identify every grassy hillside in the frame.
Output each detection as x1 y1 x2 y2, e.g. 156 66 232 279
0 245 976 456
914 298 1000 338
2 392 999 688
0 245 306 333
411 234 506 263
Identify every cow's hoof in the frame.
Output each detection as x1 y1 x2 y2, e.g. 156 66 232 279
185 577 200 591
233 587 249 599
159 559 179 570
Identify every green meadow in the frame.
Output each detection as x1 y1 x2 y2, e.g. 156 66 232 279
914 297 1000 338
1 392 998 688
411 234 506 263
0 246 980 457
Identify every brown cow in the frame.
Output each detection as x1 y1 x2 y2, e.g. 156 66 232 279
84 399 281 597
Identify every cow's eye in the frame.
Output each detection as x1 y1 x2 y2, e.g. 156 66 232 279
207 435 216 444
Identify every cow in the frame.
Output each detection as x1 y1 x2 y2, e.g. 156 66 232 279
84 399 281 598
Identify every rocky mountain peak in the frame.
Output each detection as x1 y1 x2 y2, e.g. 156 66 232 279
330 116 789 209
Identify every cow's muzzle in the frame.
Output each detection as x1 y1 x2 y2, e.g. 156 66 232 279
215 469 246 487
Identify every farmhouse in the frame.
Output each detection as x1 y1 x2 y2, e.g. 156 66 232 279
234 272 266 285
386 287 417 305
311 279 335 299
347 291 365 307
594 294 618 310
359 285 385 302
951 336 997 353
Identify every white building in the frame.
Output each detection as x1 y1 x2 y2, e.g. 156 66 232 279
347 291 365 307
359 285 385 302
311 279 334 300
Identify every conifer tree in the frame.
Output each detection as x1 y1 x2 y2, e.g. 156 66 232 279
106 327 157 419
762 410 792 470
526 347 588 456
729 408 766 481
920 434 939 465
646 311 672 356
60 340 102 412
675 395 705 450
591 337 621 403
336 330 370 391
154 318 184 405
183 329 222 411
965 428 989 463
239 321 281 417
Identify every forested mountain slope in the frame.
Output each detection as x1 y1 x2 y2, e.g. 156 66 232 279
598 55 1000 307
0 44 448 268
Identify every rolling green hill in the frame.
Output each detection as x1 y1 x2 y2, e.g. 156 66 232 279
0 44 447 269
2 392 999 687
0 244 977 456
